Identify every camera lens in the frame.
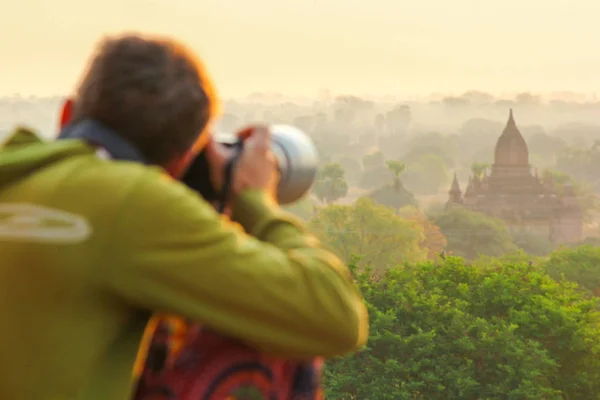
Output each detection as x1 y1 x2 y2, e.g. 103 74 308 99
268 125 319 204
182 125 319 205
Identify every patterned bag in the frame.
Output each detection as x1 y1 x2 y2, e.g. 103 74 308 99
133 316 325 400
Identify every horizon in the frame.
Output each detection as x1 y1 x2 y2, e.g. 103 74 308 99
2 90 599 104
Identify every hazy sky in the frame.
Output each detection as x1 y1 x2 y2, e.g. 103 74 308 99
2 0 600 98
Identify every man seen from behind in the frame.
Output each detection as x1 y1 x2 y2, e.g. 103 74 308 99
0 34 368 400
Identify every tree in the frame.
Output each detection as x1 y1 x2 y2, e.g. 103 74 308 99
334 95 375 113
332 96 373 128
442 96 470 107
542 169 600 221
309 198 427 271
337 156 363 185
313 112 328 131
385 161 406 192
460 90 495 105
366 185 418 212
362 151 385 170
555 144 600 192
292 115 315 133
282 196 314 221
385 104 411 136
458 118 503 150
325 257 600 399
515 92 541 105
510 229 555 257
402 154 449 195
542 245 600 297
401 143 456 170
431 208 517 260
398 206 447 260
359 152 390 190
470 162 490 179
364 161 417 213
333 107 355 127
312 163 349 204
528 133 566 162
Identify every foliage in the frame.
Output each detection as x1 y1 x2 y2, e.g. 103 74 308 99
313 163 349 204
470 162 490 179
309 198 427 271
366 185 417 212
472 249 538 269
282 196 314 221
425 201 446 216
384 104 412 136
362 151 386 170
430 208 517 260
510 229 555 257
467 145 495 166
542 245 600 297
398 206 447 260
401 144 455 169
385 160 406 192
555 140 600 191
386 160 406 177
325 257 600 400
402 154 449 195
542 169 600 221
336 156 363 184
358 168 390 190
528 133 567 161
578 236 600 246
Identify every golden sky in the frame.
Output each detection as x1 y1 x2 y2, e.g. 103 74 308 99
2 0 600 98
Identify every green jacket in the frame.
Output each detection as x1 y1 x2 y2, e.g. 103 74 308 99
0 128 368 400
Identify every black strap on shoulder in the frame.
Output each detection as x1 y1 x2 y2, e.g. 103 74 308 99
57 119 148 164
58 119 240 216
217 140 244 214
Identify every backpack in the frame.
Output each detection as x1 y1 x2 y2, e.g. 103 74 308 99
133 316 325 400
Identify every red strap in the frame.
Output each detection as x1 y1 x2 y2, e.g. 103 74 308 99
59 98 74 129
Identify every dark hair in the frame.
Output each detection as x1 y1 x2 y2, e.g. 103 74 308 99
72 33 220 166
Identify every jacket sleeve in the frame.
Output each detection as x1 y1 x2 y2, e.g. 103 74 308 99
100 170 369 359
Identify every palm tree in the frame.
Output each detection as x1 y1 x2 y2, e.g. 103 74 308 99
471 162 490 179
386 161 406 192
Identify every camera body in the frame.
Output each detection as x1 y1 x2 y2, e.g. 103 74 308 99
181 125 319 205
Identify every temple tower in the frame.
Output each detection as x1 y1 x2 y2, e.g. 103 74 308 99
444 109 583 244
445 173 463 209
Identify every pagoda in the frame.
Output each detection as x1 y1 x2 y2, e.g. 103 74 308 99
446 109 583 244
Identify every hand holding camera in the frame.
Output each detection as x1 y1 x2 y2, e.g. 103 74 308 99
181 124 319 209
204 125 279 201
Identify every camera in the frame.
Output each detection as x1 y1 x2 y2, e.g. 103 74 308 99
181 125 319 205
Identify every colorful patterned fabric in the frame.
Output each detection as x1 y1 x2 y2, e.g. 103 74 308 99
134 316 325 400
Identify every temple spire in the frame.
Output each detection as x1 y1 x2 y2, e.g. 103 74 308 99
493 108 529 167
446 172 463 208
505 108 519 133
450 173 461 194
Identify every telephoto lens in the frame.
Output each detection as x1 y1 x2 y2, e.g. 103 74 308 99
181 125 319 205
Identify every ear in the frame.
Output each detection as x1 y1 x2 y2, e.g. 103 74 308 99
165 150 197 179
59 98 75 130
